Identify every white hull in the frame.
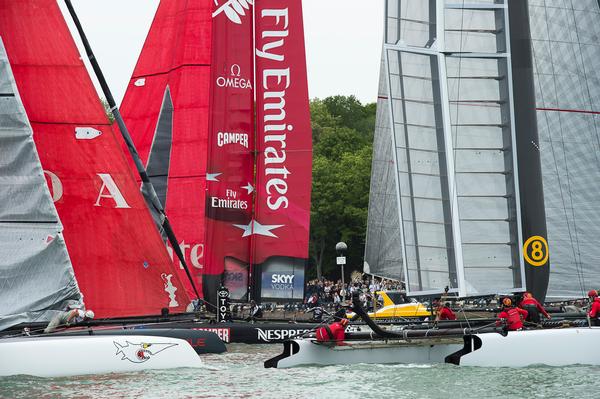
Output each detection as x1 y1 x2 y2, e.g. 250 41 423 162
266 328 600 368
0 335 203 377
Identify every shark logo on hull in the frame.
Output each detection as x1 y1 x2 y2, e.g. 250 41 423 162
114 341 178 363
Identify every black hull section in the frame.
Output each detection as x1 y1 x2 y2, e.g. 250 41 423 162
51 328 226 354
152 322 317 344
508 0 550 301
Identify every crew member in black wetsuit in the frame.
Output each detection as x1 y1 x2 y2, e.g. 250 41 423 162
519 292 550 324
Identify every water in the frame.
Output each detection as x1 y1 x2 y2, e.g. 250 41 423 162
1 344 596 399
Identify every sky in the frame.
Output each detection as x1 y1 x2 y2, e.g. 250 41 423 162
60 0 384 106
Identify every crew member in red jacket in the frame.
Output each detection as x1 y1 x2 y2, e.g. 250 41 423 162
587 290 600 326
519 292 550 324
434 300 457 321
496 297 528 331
316 318 349 344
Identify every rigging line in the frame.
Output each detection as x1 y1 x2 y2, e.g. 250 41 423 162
537 1 585 296
569 0 600 294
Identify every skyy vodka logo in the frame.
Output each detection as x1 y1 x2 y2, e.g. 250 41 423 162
212 0 254 24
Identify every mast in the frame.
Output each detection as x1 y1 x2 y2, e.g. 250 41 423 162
508 0 550 301
64 0 202 301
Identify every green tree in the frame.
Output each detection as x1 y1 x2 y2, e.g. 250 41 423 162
308 96 375 281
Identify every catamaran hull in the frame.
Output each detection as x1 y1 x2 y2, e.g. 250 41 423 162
50 328 226 354
265 328 600 368
0 335 202 377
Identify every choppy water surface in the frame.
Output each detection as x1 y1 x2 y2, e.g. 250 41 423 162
1 344 596 399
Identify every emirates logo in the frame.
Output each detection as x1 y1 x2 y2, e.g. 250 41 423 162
212 0 254 24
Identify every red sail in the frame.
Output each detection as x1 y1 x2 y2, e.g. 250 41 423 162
0 0 190 317
254 0 313 299
203 0 255 302
120 0 214 297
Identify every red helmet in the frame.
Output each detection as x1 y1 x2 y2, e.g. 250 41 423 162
588 290 598 298
502 297 512 307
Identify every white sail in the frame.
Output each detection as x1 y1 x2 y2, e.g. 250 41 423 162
366 0 525 296
364 51 403 282
0 38 83 331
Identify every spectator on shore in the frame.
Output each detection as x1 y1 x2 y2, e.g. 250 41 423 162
245 300 263 322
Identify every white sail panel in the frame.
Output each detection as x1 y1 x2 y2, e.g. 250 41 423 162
364 51 403 281
367 0 526 296
0 38 82 331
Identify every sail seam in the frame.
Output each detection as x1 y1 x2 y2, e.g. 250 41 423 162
131 63 210 80
28 121 112 126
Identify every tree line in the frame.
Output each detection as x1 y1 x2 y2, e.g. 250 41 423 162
309 95 376 281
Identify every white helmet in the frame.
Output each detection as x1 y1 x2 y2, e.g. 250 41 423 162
84 310 95 320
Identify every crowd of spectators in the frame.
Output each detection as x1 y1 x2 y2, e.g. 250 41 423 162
303 275 404 310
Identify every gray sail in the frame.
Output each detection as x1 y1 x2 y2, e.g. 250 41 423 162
0 38 83 331
364 51 403 282
368 0 526 296
143 86 174 236
529 1 600 299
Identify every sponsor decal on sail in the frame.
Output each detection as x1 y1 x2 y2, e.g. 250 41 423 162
254 1 312 276
166 241 204 270
216 64 253 90
43 171 63 202
161 273 179 307
212 0 254 25
203 0 255 303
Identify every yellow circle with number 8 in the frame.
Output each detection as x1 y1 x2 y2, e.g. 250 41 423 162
523 236 549 267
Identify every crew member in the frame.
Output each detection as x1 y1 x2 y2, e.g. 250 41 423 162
315 318 349 344
496 297 528 331
44 307 95 333
436 301 457 321
588 290 600 326
519 292 550 324
245 300 263 322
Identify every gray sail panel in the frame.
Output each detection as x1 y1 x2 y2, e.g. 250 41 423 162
145 86 174 208
141 87 173 237
529 0 600 299
365 51 403 281
0 39 83 331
